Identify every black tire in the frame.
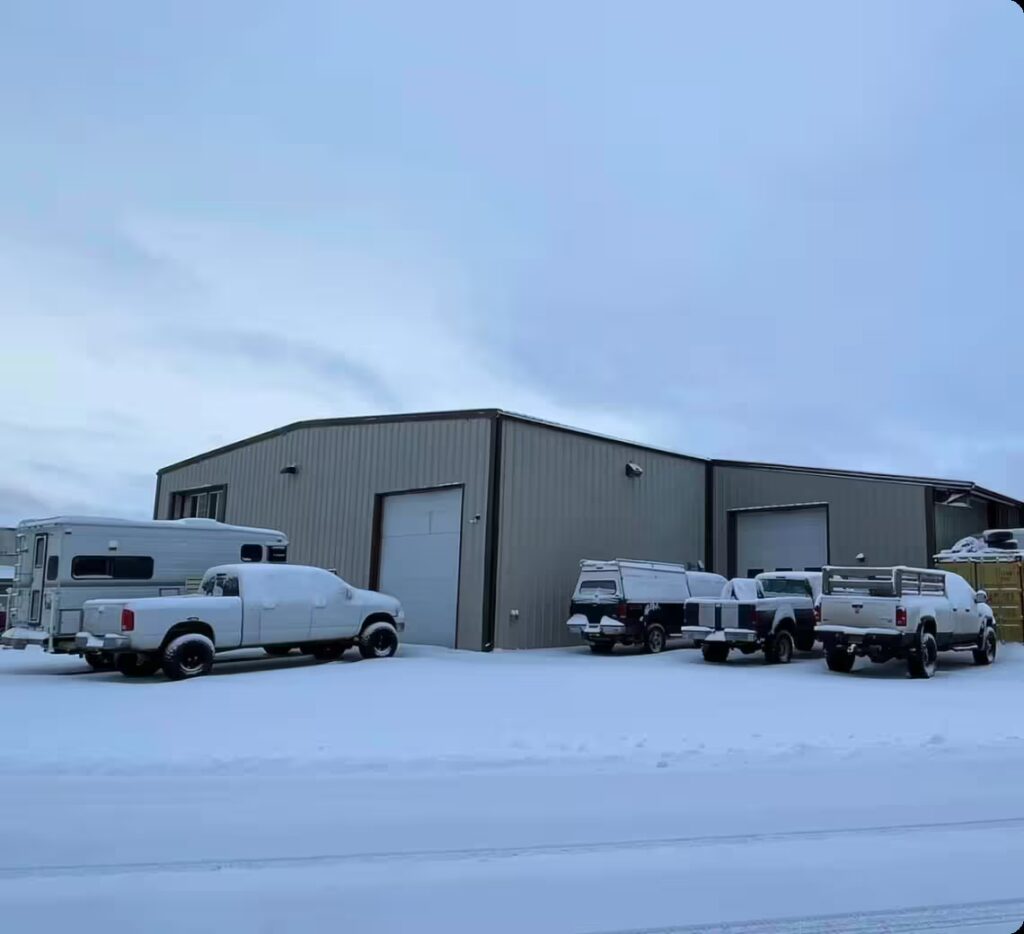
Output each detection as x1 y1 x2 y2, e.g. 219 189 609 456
826 647 856 673
907 631 938 679
765 629 795 665
795 634 816 653
115 653 161 678
359 621 399 659
264 645 295 657
644 623 667 655
973 628 997 666
85 652 115 672
161 634 215 681
589 641 615 655
701 642 729 663
310 643 345 661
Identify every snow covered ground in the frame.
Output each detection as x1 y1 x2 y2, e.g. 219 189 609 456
2 642 1023 932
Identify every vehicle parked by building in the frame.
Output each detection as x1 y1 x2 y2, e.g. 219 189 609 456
1 517 289 665
816 566 996 679
682 571 821 664
75 563 405 680
566 559 726 654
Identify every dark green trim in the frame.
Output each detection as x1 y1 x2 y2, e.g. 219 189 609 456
704 461 715 572
481 414 503 651
925 486 937 568
151 474 162 520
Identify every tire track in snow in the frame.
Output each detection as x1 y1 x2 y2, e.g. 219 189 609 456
1 814 1023 881
589 895 1024 933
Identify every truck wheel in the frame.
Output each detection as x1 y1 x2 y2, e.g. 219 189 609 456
359 621 399 659
907 631 938 679
644 623 667 654
765 630 794 664
973 628 997 666
311 643 345 661
115 653 161 678
264 645 295 657
702 642 729 663
85 652 115 672
162 634 215 681
826 647 855 673
589 641 615 655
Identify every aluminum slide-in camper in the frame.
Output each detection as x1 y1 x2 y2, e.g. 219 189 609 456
1 517 289 662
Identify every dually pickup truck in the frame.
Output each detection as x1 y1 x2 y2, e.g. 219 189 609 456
816 566 997 679
75 563 405 680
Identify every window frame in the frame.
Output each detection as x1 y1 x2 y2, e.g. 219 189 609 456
71 555 155 581
169 485 227 522
240 544 264 563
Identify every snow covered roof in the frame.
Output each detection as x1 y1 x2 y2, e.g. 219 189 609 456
0 566 14 581
16 516 287 537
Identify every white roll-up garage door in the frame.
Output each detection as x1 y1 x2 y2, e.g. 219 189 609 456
378 487 463 648
734 506 828 578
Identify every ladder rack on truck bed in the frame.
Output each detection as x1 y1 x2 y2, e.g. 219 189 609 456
822 566 946 599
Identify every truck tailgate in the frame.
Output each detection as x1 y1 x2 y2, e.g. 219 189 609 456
818 595 898 630
82 600 130 636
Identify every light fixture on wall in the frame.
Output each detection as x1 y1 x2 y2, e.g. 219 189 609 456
625 462 644 479
280 464 300 475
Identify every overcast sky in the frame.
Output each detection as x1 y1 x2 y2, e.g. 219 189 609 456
2 1 1023 526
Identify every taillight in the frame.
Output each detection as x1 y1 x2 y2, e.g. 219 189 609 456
813 604 821 624
0 610 6 628
617 602 628 619
121 608 135 632
895 606 907 628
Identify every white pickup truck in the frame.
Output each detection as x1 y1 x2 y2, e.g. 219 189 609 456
74 563 405 680
681 571 821 664
816 566 997 679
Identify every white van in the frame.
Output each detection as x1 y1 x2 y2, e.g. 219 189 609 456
566 559 726 654
1 516 288 662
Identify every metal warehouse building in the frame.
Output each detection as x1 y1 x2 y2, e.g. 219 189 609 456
154 409 1022 651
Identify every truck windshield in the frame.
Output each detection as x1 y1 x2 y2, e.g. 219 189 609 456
578 579 617 594
761 578 812 597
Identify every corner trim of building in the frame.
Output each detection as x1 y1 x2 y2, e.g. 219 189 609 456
151 474 162 520
924 486 937 568
481 413 503 651
704 462 715 572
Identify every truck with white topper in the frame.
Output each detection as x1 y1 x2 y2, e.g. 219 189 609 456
74 562 405 680
681 571 821 664
816 566 997 679
566 559 726 654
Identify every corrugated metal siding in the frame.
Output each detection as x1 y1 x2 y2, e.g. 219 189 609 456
712 466 929 573
494 420 706 649
934 497 988 552
157 417 493 649
0 528 16 565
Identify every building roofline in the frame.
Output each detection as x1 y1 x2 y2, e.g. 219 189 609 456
711 458 1023 507
157 408 708 475
154 408 1023 508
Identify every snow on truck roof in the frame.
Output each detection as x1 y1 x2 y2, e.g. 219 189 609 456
16 517 287 538
0 566 14 581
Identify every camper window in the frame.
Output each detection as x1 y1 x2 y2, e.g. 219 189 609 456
46 556 58 581
267 545 288 563
33 536 46 568
240 544 263 562
71 556 155 580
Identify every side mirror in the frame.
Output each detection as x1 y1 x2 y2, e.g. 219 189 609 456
975 590 989 604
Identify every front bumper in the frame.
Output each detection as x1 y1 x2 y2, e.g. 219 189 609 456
816 625 914 650
681 626 758 645
74 632 132 653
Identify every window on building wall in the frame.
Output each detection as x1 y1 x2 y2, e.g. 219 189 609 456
170 486 227 521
